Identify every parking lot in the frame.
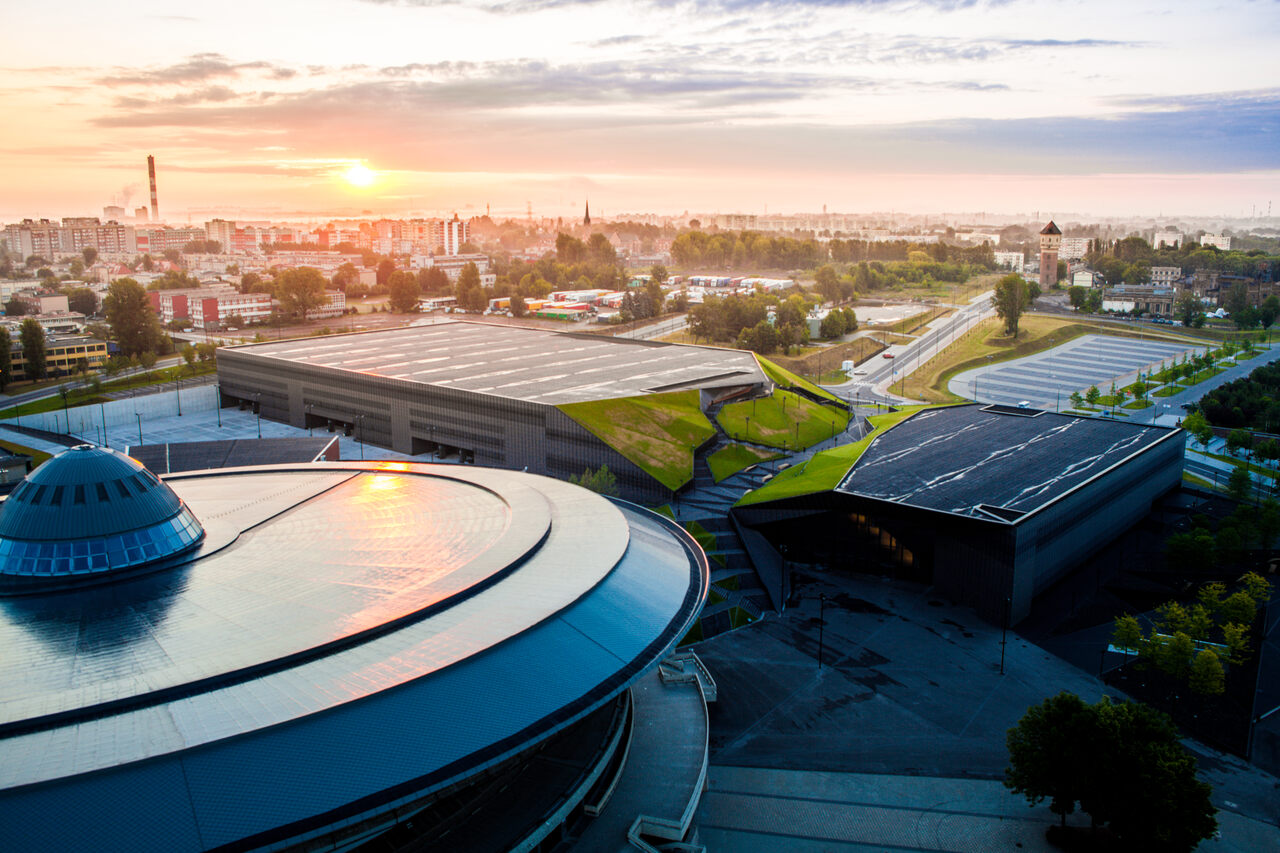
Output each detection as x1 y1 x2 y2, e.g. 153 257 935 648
948 334 1204 409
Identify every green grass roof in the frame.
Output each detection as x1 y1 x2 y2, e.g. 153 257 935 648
558 390 716 491
755 355 845 404
734 405 935 506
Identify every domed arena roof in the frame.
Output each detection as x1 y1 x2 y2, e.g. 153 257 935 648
0 445 204 584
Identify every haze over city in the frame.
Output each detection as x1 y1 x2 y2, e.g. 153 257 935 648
4 0 1279 221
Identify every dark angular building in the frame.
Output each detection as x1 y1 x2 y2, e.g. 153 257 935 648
733 404 1185 624
0 446 711 851
216 321 768 503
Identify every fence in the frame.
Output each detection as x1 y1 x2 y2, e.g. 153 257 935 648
1 386 220 437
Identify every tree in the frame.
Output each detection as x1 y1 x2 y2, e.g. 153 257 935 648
1067 285 1087 311
587 233 616 266
1069 390 1083 409
1182 410 1214 450
1226 428 1253 456
275 266 327 320
1004 692 1098 826
181 344 198 375
1225 281 1249 318
103 278 164 357
1227 465 1252 503
1112 614 1143 660
1085 385 1101 406
332 262 360 291
992 273 1030 337
1088 699 1217 851
387 271 420 313
62 287 97 317
81 246 97 266
650 264 668 286
417 266 450 295
19 318 47 380
1221 621 1252 665
0 328 11 391
569 465 620 497
819 310 847 339
509 294 527 318
1189 649 1225 695
1261 295 1280 329
375 259 397 286
814 265 840 302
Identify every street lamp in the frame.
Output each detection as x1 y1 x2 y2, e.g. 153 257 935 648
135 412 143 447
58 386 70 434
306 403 314 437
817 593 827 669
253 392 262 439
356 414 365 460
175 375 182 416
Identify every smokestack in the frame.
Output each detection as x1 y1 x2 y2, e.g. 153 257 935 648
147 155 159 222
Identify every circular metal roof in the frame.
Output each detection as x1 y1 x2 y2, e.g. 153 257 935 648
0 445 204 582
0 462 709 852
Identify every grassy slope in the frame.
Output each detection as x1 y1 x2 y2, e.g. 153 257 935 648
0 440 51 468
717 389 849 450
708 443 784 482
756 355 844 404
558 390 716 491
735 405 932 506
0 363 217 419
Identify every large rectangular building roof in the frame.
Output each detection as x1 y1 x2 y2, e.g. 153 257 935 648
837 405 1180 519
224 321 766 405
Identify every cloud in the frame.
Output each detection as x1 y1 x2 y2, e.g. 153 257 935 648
98 53 290 86
360 0 1006 12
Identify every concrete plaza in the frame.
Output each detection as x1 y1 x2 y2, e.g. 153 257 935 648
693 570 1280 851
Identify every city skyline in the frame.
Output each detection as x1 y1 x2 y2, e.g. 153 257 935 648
3 0 1278 221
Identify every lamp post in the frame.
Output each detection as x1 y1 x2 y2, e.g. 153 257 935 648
215 384 222 428
356 414 365 460
99 402 108 448
254 392 262 439
817 593 827 669
175 375 182 417
745 415 751 443
135 412 143 447
59 386 70 434
306 403 314 437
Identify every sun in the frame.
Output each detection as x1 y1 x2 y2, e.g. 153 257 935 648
343 163 376 187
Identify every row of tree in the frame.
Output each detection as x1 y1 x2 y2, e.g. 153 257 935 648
1112 573 1272 696
1192 361 1280 431
687 293 821 355
1086 235 1279 279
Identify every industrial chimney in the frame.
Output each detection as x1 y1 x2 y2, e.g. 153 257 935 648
147 155 159 222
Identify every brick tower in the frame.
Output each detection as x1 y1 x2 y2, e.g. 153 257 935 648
1038 220 1061 290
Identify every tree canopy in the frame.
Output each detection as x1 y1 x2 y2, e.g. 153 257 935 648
274 267 327 320
1006 692 1217 850
993 272 1032 337
18 318 47 380
387 271 420 313
103 278 164 357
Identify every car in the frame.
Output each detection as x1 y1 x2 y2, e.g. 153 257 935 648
883 352 895 359
854 369 867 376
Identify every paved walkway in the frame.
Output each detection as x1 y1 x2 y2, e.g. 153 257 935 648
692 570 1280 850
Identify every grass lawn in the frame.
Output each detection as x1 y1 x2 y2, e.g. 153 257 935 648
717 389 849 451
729 606 756 628
736 404 934 506
884 306 952 336
1122 400 1153 410
1199 450 1280 481
898 314 1202 404
1185 367 1225 385
708 443 784 482
558 390 716 491
1097 395 1123 407
0 440 51 468
1235 349 1262 360
769 337 885 381
1183 471 1221 491
1154 385 1184 397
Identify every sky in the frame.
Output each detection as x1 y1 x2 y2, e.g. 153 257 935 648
3 0 1279 222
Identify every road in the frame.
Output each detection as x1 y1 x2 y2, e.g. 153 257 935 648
824 292 995 406
615 314 689 340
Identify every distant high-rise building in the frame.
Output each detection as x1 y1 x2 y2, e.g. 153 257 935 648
135 206 149 223
103 205 125 222
1038 221 1061 290
147 155 159 222
443 214 469 256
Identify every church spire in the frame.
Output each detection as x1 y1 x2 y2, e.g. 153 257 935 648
584 199 591 226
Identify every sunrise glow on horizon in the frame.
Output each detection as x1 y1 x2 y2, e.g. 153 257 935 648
2 0 1278 221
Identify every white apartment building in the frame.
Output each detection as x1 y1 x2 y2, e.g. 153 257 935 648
1199 233 1232 250
1152 230 1182 249
993 251 1024 273
1058 237 1091 260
